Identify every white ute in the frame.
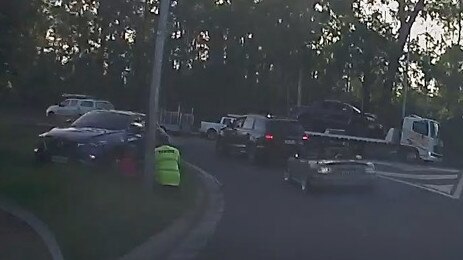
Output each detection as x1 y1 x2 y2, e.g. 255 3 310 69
46 94 114 118
200 115 240 140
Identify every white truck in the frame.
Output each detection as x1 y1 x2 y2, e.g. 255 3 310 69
305 115 443 162
200 115 240 140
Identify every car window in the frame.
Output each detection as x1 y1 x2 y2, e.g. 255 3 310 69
412 120 429 136
71 111 132 130
243 117 255 129
254 118 266 131
222 118 233 126
233 117 246 128
96 101 114 110
268 120 304 136
60 99 70 106
80 101 94 107
69 100 78 106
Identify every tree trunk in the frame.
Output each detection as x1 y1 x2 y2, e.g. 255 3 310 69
383 0 425 106
362 72 372 112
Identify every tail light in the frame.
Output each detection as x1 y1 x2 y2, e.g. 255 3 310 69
302 134 309 141
265 134 274 141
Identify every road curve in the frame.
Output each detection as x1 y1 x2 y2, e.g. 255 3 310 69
175 137 463 260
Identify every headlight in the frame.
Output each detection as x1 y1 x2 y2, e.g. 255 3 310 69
317 167 331 174
366 162 375 174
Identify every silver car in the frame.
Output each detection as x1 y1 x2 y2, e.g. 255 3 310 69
284 155 376 192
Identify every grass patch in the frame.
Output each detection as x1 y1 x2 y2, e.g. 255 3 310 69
0 112 198 260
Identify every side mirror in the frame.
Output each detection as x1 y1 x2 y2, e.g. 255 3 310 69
58 102 65 107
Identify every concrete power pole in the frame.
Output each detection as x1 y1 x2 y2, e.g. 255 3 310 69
143 0 171 191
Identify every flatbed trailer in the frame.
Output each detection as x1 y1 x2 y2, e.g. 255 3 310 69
303 115 443 163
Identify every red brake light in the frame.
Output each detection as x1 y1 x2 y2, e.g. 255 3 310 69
265 134 274 141
302 134 309 141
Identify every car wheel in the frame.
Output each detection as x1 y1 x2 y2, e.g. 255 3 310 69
400 148 419 162
206 129 218 140
47 111 55 117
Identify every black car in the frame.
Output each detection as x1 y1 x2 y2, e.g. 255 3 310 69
296 100 383 137
215 114 308 163
34 110 170 164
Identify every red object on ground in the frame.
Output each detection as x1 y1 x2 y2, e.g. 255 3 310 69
119 153 137 177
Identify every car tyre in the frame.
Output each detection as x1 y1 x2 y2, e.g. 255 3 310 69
206 129 218 140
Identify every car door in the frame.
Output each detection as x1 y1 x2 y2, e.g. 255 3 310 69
78 100 95 115
56 99 71 115
237 116 256 148
64 99 79 116
408 120 431 156
221 117 245 148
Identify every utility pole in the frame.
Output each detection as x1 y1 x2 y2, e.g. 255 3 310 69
144 0 171 191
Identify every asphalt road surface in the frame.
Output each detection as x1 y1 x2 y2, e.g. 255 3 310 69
175 137 463 260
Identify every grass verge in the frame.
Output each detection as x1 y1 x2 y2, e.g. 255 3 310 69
0 112 198 260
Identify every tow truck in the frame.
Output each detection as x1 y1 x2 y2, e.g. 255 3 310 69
304 115 443 162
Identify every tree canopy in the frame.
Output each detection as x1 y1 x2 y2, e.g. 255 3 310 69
1 0 462 123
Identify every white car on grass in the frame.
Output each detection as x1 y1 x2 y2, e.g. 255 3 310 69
46 95 114 118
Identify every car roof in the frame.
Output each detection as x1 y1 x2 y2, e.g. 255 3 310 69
64 98 111 102
91 110 144 117
62 93 94 99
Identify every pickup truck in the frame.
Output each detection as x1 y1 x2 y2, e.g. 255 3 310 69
200 115 239 140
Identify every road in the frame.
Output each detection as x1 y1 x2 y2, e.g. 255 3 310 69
175 137 463 260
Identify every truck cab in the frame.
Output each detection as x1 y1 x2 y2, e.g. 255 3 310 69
400 115 443 162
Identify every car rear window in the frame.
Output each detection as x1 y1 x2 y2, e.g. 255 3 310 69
267 120 304 136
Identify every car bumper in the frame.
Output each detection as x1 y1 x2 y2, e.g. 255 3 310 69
260 144 303 159
420 152 443 162
34 139 103 164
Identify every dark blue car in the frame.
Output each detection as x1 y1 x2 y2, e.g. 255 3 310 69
34 110 170 164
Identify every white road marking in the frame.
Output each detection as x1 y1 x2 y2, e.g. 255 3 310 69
422 184 454 194
378 175 456 199
376 171 458 180
371 161 460 173
426 167 461 174
452 173 463 199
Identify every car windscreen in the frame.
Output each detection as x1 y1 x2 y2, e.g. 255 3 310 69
71 112 132 130
267 120 305 137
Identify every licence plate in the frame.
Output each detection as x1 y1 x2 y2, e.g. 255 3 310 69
284 140 296 145
51 156 69 163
